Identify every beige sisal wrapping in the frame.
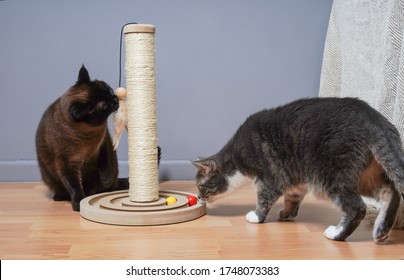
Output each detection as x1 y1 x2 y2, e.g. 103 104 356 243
124 24 159 202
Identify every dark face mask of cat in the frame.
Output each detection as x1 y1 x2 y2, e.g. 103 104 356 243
70 82 119 126
88 81 119 122
69 65 119 126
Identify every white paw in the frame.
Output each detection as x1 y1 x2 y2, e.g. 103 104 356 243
323 225 343 240
246 211 260 223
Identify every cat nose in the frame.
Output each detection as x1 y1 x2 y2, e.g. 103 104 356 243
197 195 207 204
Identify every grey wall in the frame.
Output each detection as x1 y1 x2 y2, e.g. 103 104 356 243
0 0 333 181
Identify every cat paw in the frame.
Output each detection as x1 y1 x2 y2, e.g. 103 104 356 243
246 211 260 223
278 209 295 221
373 227 390 244
323 225 344 240
373 234 389 244
72 200 80 212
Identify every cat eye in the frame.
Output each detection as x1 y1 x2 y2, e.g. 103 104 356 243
196 184 209 192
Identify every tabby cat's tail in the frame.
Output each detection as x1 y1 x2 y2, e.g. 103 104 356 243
364 141 404 229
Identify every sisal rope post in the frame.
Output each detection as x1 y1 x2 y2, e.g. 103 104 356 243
124 24 159 202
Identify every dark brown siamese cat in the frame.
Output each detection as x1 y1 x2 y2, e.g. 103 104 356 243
193 97 404 243
36 65 147 211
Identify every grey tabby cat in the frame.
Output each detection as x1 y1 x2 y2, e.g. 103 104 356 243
193 97 404 243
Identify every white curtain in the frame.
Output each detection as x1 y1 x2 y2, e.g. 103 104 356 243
319 0 404 142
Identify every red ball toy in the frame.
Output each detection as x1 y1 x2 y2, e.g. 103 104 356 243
187 195 198 206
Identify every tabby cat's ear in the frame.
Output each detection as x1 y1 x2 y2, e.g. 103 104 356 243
191 158 218 174
76 65 91 85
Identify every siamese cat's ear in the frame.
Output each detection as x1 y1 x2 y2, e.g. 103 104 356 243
191 157 219 174
76 65 91 85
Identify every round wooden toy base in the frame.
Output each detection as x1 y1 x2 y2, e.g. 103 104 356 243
80 190 206 226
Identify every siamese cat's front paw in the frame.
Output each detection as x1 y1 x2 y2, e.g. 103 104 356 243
246 211 260 223
72 200 81 212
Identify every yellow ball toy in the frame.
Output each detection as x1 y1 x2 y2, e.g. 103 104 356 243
166 196 177 205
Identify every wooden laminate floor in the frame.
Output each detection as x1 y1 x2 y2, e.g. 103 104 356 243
0 181 403 260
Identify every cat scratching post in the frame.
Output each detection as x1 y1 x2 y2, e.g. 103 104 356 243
80 24 205 225
125 24 159 203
